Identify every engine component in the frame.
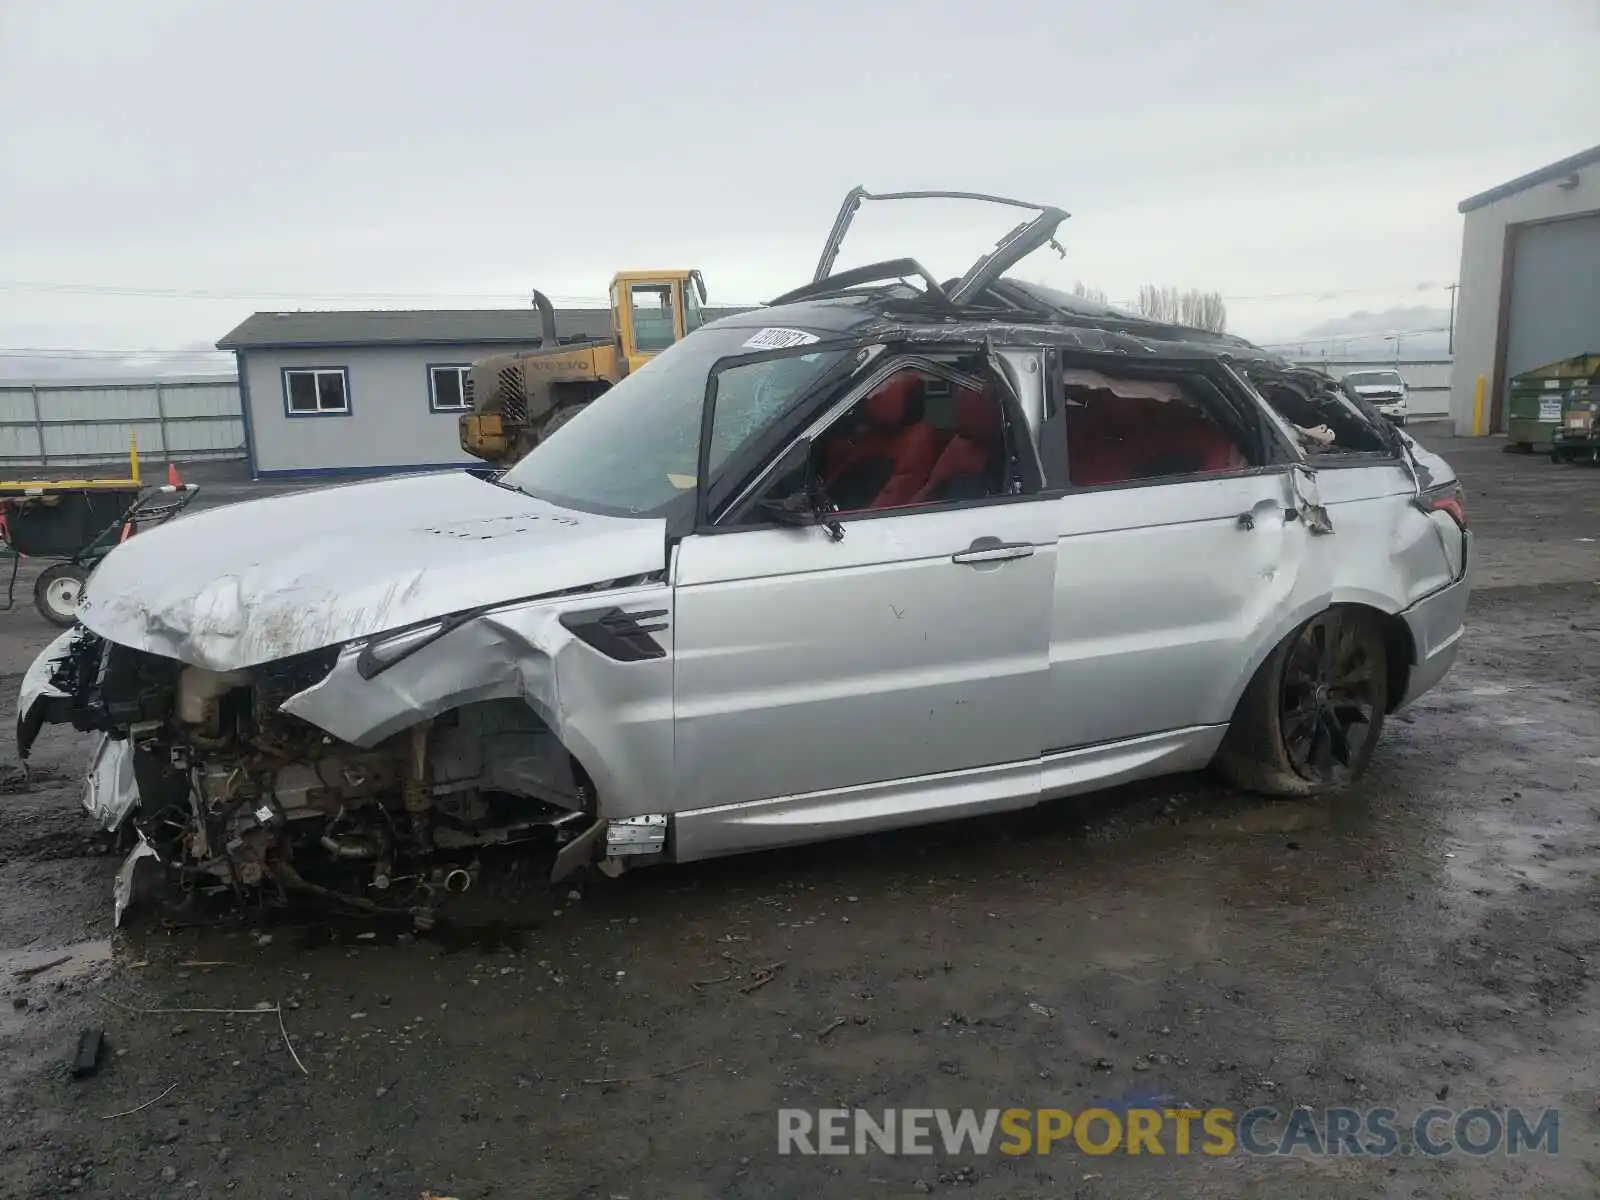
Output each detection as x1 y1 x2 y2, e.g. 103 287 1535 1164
176 666 250 729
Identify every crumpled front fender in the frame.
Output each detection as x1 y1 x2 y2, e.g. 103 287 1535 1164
16 628 76 760
84 732 140 831
280 609 564 748
280 586 675 820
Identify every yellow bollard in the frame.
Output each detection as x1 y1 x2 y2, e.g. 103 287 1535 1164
1472 374 1487 436
129 431 141 484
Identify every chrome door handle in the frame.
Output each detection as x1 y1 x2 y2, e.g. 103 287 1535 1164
952 537 1035 565
1236 500 1297 531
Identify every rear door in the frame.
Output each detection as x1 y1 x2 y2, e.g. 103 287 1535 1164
1038 361 1319 759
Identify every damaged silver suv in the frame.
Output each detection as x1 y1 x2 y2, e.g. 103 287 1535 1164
17 190 1472 924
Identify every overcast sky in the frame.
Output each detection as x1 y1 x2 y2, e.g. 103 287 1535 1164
1 0 1596 375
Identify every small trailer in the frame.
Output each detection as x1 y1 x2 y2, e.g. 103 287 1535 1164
0 439 200 626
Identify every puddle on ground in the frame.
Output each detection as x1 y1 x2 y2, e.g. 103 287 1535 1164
1443 804 1594 904
1 939 112 1037
1 938 112 982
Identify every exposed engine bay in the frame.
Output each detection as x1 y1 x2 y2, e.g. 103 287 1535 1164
32 627 598 926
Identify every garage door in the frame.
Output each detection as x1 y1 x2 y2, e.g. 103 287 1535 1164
1504 213 1600 393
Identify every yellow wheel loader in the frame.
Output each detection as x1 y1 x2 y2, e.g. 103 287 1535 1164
458 270 708 466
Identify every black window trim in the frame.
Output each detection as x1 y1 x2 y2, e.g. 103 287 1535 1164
696 344 1048 537
1032 352 1296 498
689 337 871 534
426 362 472 413
281 365 352 419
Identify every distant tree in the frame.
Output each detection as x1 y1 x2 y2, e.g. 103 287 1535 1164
1071 280 1108 306
1137 284 1182 324
1137 285 1228 333
1180 289 1228 333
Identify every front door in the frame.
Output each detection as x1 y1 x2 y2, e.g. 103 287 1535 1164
672 499 1058 813
670 350 1059 826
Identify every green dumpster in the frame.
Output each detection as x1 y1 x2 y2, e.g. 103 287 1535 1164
1506 353 1600 453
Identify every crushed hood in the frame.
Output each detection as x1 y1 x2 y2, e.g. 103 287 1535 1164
78 471 667 670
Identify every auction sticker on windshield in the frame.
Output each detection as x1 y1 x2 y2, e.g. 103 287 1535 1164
742 327 821 351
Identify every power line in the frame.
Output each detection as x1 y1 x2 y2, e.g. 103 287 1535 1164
1258 326 1451 350
0 347 230 360
0 278 774 310
0 278 557 303
1214 283 1455 303
0 276 1451 308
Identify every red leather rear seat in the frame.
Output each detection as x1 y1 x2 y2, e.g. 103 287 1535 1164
1066 396 1240 485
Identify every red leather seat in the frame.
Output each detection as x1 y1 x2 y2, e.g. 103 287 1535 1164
822 376 938 509
1133 401 1237 475
1067 396 1240 485
912 387 1003 503
1065 398 1143 485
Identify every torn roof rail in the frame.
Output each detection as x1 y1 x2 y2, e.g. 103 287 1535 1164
767 258 957 310
810 187 1071 304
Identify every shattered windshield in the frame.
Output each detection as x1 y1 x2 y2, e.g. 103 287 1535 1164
501 325 848 517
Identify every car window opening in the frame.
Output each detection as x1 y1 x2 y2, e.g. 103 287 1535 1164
1252 377 1393 454
1060 369 1252 487
503 325 851 518
816 364 1013 512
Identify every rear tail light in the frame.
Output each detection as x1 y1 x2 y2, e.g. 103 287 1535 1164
1413 480 1468 530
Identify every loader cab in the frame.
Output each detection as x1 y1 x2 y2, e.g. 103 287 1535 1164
611 270 708 373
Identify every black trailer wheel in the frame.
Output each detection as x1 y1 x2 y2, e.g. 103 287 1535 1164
1216 606 1388 797
34 562 89 627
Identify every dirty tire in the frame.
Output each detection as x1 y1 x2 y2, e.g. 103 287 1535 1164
34 562 89 627
1216 605 1387 798
541 402 589 439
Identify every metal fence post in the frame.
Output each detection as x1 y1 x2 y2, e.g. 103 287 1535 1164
30 383 46 467
154 380 167 461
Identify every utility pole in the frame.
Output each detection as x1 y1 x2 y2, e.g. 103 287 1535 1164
1447 282 1458 356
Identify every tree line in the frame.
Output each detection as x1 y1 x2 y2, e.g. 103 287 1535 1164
1069 281 1228 334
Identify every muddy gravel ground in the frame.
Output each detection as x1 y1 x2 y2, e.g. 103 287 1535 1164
1 434 1598 1199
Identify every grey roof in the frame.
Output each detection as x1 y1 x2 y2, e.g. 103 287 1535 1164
1458 144 1600 214
217 306 752 351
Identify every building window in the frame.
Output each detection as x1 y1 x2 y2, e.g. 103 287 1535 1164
283 367 350 416
428 364 471 412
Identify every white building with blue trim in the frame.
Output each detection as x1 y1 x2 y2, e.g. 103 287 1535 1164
216 308 614 478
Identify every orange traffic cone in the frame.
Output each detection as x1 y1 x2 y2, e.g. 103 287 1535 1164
166 461 181 488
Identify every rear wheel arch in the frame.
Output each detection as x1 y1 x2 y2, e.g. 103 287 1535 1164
1217 602 1398 797
1373 608 1416 714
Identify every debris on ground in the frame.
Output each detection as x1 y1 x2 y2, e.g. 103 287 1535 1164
13 954 70 980
739 961 786 994
69 1029 104 1078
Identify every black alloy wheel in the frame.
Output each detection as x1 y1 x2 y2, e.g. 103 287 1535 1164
1278 609 1384 786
